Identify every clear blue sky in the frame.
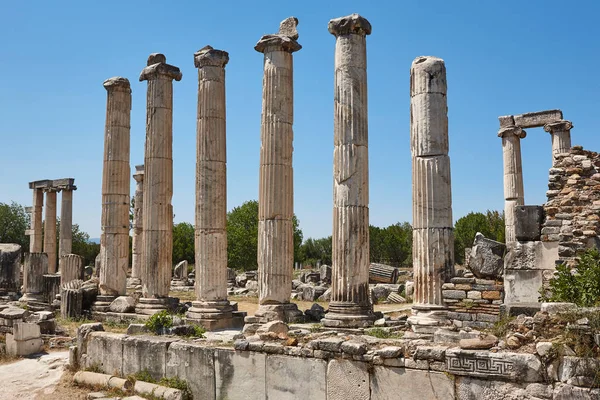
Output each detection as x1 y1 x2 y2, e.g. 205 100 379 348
1 1 599 241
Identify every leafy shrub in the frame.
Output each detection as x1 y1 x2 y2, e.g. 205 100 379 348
144 310 174 334
546 249 600 307
365 327 403 339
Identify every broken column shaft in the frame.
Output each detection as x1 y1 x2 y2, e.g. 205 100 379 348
322 14 376 328
98 77 131 306
43 189 58 273
186 45 234 329
137 53 182 315
408 56 454 332
20 253 48 304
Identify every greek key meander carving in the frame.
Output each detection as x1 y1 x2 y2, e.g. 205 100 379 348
447 354 514 376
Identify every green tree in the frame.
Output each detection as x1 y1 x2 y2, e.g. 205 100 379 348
0 201 30 250
56 220 100 266
545 249 600 307
370 222 412 267
226 200 303 271
299 236 332 266
454 210 505 264
172 222 194 265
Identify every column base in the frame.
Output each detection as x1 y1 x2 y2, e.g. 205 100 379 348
91 295 116 312
135 297 172 316
247 302 305 324
321 301 376 328
407 304 450 335
19 293 49 311
185 300 246 330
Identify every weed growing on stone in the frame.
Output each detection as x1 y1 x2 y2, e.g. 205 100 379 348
489 314 515 338
365 328 403 339
144 310 174 334
545 248 600 307
309 323 322 333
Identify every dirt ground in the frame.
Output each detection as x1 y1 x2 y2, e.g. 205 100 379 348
0 351 88 400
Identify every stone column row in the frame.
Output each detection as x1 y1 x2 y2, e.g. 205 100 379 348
408 56 454 333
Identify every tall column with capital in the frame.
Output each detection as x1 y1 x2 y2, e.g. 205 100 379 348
250 17 304 324
544 120 573 164
130 164 144 285
137 54 182 315
30 188 44 253
97 77 131 308
43 189 58 273
322 14 376 328
498 124 526 243
185 46 234 329
407 56 454 332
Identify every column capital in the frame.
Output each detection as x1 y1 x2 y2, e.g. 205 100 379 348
103 77 131 92
194 45 229 68
255 17 301 53
133 164 145 182
544 120 573 133
139 53 182 82
43 187 59 193
328 14 372 37
498 126 527 139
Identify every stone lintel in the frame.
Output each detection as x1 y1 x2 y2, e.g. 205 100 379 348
255 34 301 53
498 115 515 128
194 45 229 68
544 120 573 133
139 53 182 82
513 109 563 128
28 180 52 189
498 126 527 139
103 76 131 92
24 207 33 213
53 178 77 191
328 14 372 37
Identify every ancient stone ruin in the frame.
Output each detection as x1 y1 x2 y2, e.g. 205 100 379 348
1 12 599 400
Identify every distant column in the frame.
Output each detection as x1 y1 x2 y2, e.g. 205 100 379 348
20 253 48 304
322 14 376 328
98 77 131 307
252 17 304 324
186 46 234 330
60 254 84 286
408 56 454 333
59 189 74 257
544 120 573 163
43 189 58 274
498 125 526 243
30 188 44 253
137 53 182 315
131 165 144 284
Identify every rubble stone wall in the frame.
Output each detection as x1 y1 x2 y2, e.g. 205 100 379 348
78 330 599 399
442 277 504 328
543 146 600 267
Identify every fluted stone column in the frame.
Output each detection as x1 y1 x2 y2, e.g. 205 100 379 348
20 253 48 304
408 56 454 333
322 14 375 328
60 254 84 286
130 165 144 285
43 189 58 273
96 77 131 311
185 46 234 329
544 120 573 163
499 125 526 243
30 189 44 253
137 54 182 315
250 18 304 324
59 189 73 257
